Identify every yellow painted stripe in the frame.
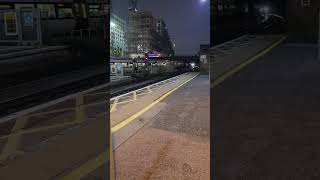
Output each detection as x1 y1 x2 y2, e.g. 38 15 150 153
59 73 199 180
60 151 108 180
212 36 287 87
111 73 199 133
110 134 116 180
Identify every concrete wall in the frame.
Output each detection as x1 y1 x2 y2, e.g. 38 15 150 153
287 0 320 43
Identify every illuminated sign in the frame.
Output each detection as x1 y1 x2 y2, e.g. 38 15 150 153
147 53 160 58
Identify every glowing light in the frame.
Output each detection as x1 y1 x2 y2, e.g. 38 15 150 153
200 0 207 3
260 6 270 13
147 53 161 58
110 22 115 27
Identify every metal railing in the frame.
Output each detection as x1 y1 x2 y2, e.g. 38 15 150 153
0 84 108 163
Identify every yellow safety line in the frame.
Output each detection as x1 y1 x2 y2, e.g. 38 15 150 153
59 151 108 180
59 73 199 180
111 73 199 133
110 132 116 180
212 36 287 87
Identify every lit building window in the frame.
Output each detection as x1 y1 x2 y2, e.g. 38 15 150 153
38 4 56 19
57 4 73 18
4 12 17 35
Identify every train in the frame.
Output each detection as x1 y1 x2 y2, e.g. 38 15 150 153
110 57 191 79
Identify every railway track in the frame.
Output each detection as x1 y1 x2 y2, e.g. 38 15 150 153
0 69 187 119
0 73 107 118
0 70 188 169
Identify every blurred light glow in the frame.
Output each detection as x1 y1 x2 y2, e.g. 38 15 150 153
260 6 270 13
110 21 115 27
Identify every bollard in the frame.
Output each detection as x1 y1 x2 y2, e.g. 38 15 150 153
75 95 85 123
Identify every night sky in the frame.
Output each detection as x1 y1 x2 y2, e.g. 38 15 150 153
112 0 210 56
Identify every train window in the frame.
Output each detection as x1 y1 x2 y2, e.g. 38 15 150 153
4 12 17 35
38 4 56 19
0 5 12 10
88 4 100 17
73 4 80 16
57 7 74 18
111 66 116 73
56 4 73 19
81 4 87 18
122 63 127 67
14 4 34 10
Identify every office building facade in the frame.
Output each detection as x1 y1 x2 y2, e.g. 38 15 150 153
110 13 127 57
127 10 173 58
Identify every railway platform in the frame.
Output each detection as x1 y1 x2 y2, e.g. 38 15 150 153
110 72 210 179
212 35 320 177
211 34 286 87
0 71 199 179
0 81 109 179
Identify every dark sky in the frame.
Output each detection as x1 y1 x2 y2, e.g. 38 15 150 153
112 0 210 56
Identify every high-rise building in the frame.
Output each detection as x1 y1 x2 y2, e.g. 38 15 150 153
110 13 127 57
155 18 174 57
127 10 156 58
127 10 174 58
